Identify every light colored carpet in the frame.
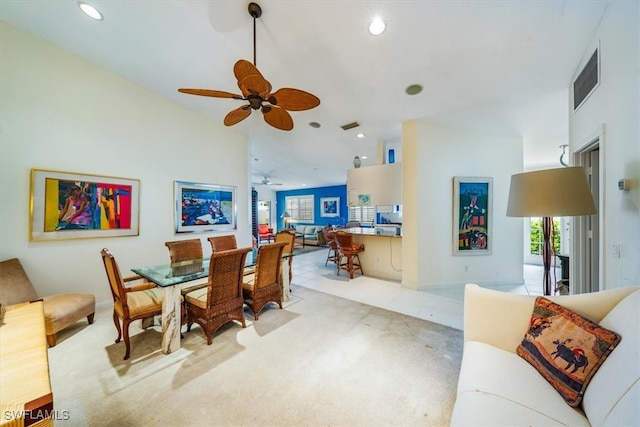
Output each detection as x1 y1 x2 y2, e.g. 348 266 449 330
48 286 463 426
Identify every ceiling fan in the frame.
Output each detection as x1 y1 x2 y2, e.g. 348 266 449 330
178 2 320 131
254 176 283 186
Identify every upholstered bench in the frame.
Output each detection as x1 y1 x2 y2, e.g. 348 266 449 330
0 258 95 347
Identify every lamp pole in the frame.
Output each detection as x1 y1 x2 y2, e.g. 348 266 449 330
542 216 553 296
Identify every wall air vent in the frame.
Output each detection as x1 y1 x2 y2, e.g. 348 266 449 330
341 121 360 131
573 48 599 111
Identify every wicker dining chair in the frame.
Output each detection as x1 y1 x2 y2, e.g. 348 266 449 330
242 242 286 320
184 247 252 345
100 248 163 360
322 227 338 268
165 239 207 298
274 230 295 285
334 230 365 279
207 235 237 252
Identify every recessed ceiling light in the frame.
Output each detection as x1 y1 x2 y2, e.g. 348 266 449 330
361 156 368 160
309 121 321 128
78 2 103 20
406 84 423 95
356 133 365 139
369 17 386 35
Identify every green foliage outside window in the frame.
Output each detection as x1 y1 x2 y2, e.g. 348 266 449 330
530 218 561 255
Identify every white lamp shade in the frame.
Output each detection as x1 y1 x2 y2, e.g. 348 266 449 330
506 167 597 217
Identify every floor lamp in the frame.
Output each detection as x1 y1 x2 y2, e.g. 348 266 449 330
506 167 596 295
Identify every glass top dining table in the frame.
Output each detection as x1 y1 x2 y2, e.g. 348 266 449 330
130 248 290 287
130 248 293 356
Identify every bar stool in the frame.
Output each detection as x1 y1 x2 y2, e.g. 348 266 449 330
322 227 338 267
334 230 365 279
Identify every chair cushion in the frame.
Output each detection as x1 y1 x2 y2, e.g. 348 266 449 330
185 287 208 309
516 297 621 407
42 293 95 335
123 287 163 317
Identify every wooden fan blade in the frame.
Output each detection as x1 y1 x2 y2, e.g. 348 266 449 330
241 74 271 98
268 88 320 111
178 88 242 99
224 106 252 126
261 105 293 131
233 59 261 82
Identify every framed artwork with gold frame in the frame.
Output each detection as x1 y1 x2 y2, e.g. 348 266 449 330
30 168 140 241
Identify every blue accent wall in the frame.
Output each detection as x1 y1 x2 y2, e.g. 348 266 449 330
276 185 347 229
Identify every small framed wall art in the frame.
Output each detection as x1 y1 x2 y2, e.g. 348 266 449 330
452 176 492 255
30 168 140 241
320 197 340 217
175 181 236 233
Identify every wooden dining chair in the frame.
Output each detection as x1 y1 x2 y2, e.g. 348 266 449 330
100 248 164 360
242 242 286 320
334 231 365 279
184 247 252 345
274 230 295 285
165 238 207 299
207 235 237 252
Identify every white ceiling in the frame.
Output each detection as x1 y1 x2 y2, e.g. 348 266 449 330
0 0 607 190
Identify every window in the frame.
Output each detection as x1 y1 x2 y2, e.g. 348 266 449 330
348 206 375 225
529 218 561 255
285 195 314 223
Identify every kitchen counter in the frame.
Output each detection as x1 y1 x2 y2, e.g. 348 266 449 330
345 226 402 237
343 227 402 281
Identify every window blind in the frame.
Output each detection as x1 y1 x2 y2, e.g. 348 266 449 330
285 195 314 223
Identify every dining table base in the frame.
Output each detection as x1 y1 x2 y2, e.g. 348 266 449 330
161 286 181 354
280 258 289 302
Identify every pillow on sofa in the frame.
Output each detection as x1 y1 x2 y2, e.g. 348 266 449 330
516 297 621 407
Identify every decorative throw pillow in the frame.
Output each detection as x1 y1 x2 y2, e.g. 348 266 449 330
517 297 621 407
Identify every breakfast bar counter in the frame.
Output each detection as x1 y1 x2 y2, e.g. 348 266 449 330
345 227 402 281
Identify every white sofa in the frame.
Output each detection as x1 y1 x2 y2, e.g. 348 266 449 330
451 284 639 426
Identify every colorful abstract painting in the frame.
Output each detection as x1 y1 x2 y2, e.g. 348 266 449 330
175 181 236 233
30 169 139 241
453 176 492 255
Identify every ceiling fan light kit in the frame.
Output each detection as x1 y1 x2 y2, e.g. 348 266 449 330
178 2 320 131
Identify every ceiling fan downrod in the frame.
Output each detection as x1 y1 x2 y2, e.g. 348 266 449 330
248 2 262 67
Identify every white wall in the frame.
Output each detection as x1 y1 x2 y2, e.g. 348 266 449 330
569 2 640 289
0 22 250 304
402 120 523 290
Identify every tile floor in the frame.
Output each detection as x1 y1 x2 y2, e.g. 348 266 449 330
290 248 561 330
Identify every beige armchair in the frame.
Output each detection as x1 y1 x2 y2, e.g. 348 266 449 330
0 258 95 347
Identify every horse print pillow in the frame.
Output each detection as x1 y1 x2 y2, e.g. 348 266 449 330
517 297 621 407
